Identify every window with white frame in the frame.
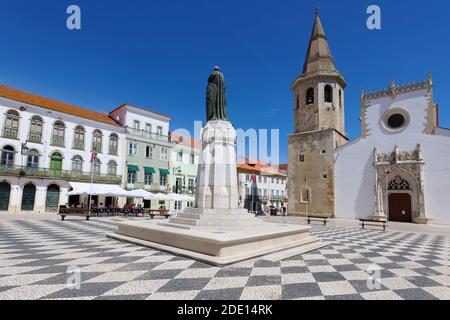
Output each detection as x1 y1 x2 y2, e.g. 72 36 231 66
177 151 183 162
128 143 137 156
144 173 153 186
160 174 167 187
127 171 136 184
133 120 140 130
190 153 195 165
145 145 153 158
145 123 152 133
157 126 163 135
160 147 168 161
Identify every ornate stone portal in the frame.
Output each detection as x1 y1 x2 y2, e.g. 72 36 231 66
372 144 429 224
109 67 325 266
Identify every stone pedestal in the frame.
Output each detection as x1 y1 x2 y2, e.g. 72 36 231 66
109 120 326 266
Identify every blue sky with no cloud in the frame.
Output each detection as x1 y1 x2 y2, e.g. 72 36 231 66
1 0 449 163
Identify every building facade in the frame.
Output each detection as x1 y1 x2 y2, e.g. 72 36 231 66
237 158 287 212
170 133 200 211
109 104 173 209
0 84 124 213
335 77 450 225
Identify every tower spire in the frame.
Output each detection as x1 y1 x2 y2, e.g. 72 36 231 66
302 8 336 74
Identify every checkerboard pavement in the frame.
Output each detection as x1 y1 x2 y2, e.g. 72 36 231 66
0 217 449 300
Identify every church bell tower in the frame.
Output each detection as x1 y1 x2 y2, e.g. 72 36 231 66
288 8 348 217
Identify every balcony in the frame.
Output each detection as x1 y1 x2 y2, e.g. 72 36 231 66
2 127 18 140
51 137 65 147
28 132 42 144
73 141 85 150
0 165 122 184
126 127 171 143
126 182 171 193
173 185 196 194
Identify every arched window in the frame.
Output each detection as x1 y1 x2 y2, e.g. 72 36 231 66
306 88 314 105
72 155 83 172
1 146 15 167
52 121 65 147
295 95 300 110
73 126 85 150
29 116 43 143
49 152 63 177
92 130 103 153
107 160 117 176
324 85 333 103
3 110 20 139
109 134 118 155
27 149 39 168
92 158 101 174
45 184 60 212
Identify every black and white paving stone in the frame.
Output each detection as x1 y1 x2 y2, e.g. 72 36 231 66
0 217 449 300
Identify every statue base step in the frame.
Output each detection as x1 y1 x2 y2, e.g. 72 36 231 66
108 216 327 266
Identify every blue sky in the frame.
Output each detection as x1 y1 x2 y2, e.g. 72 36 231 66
1 0 449 163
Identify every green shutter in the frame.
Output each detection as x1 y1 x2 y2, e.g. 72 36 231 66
144 167 156 174
159 168 170 175
127 165 139 172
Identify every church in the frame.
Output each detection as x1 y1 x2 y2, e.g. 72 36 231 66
288 10 450 225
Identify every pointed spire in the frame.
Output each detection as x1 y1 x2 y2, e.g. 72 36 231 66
302 8 336 74
428 70 433 87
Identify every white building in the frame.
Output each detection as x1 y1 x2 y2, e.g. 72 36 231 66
237 158 287 211
0 84 125 213
335 77 450 225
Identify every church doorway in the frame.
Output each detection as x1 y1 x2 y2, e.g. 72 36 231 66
388 193 412 223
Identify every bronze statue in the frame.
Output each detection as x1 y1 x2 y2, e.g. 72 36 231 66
206 66 229 122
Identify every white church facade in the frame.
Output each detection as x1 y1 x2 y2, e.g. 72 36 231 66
288 10 450 225
335 78 450 225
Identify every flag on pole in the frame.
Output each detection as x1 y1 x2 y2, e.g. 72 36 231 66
90 152 97 162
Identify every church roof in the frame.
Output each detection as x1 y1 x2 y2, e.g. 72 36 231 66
302 8 336 74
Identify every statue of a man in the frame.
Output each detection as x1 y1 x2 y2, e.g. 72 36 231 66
206 66 229 122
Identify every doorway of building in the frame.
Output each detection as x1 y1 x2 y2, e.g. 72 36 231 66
0 182 11 211
388 193 412 223
45 184 60 212
21 183 36 211
50 153 63 177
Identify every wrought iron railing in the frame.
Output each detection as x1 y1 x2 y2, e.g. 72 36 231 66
73 141 85 150
51 137 65 147
126 127 171 143
28 132 42 143
126 182 171 193
2 127 18 139
0 165 122 184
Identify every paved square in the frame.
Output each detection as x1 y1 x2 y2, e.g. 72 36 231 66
0 217 448 300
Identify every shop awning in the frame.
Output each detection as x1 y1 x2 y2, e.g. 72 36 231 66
127 165 139 172
144 167 156 174
159 168 170 175
68 182 129 197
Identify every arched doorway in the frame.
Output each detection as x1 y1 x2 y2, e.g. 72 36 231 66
21 183 36 211
0 182 11 211
46 184 60 212
50 153 63 177
387 176 413 223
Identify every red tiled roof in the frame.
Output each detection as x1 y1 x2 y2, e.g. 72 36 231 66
0 84 120 126
171 132 201 149
236 157 287 177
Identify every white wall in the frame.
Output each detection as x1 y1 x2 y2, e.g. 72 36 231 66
0 97 125 175
335 89 450 225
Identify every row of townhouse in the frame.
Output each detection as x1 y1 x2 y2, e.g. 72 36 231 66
237 158 288 212
0 83 287 214
0 83 199 213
